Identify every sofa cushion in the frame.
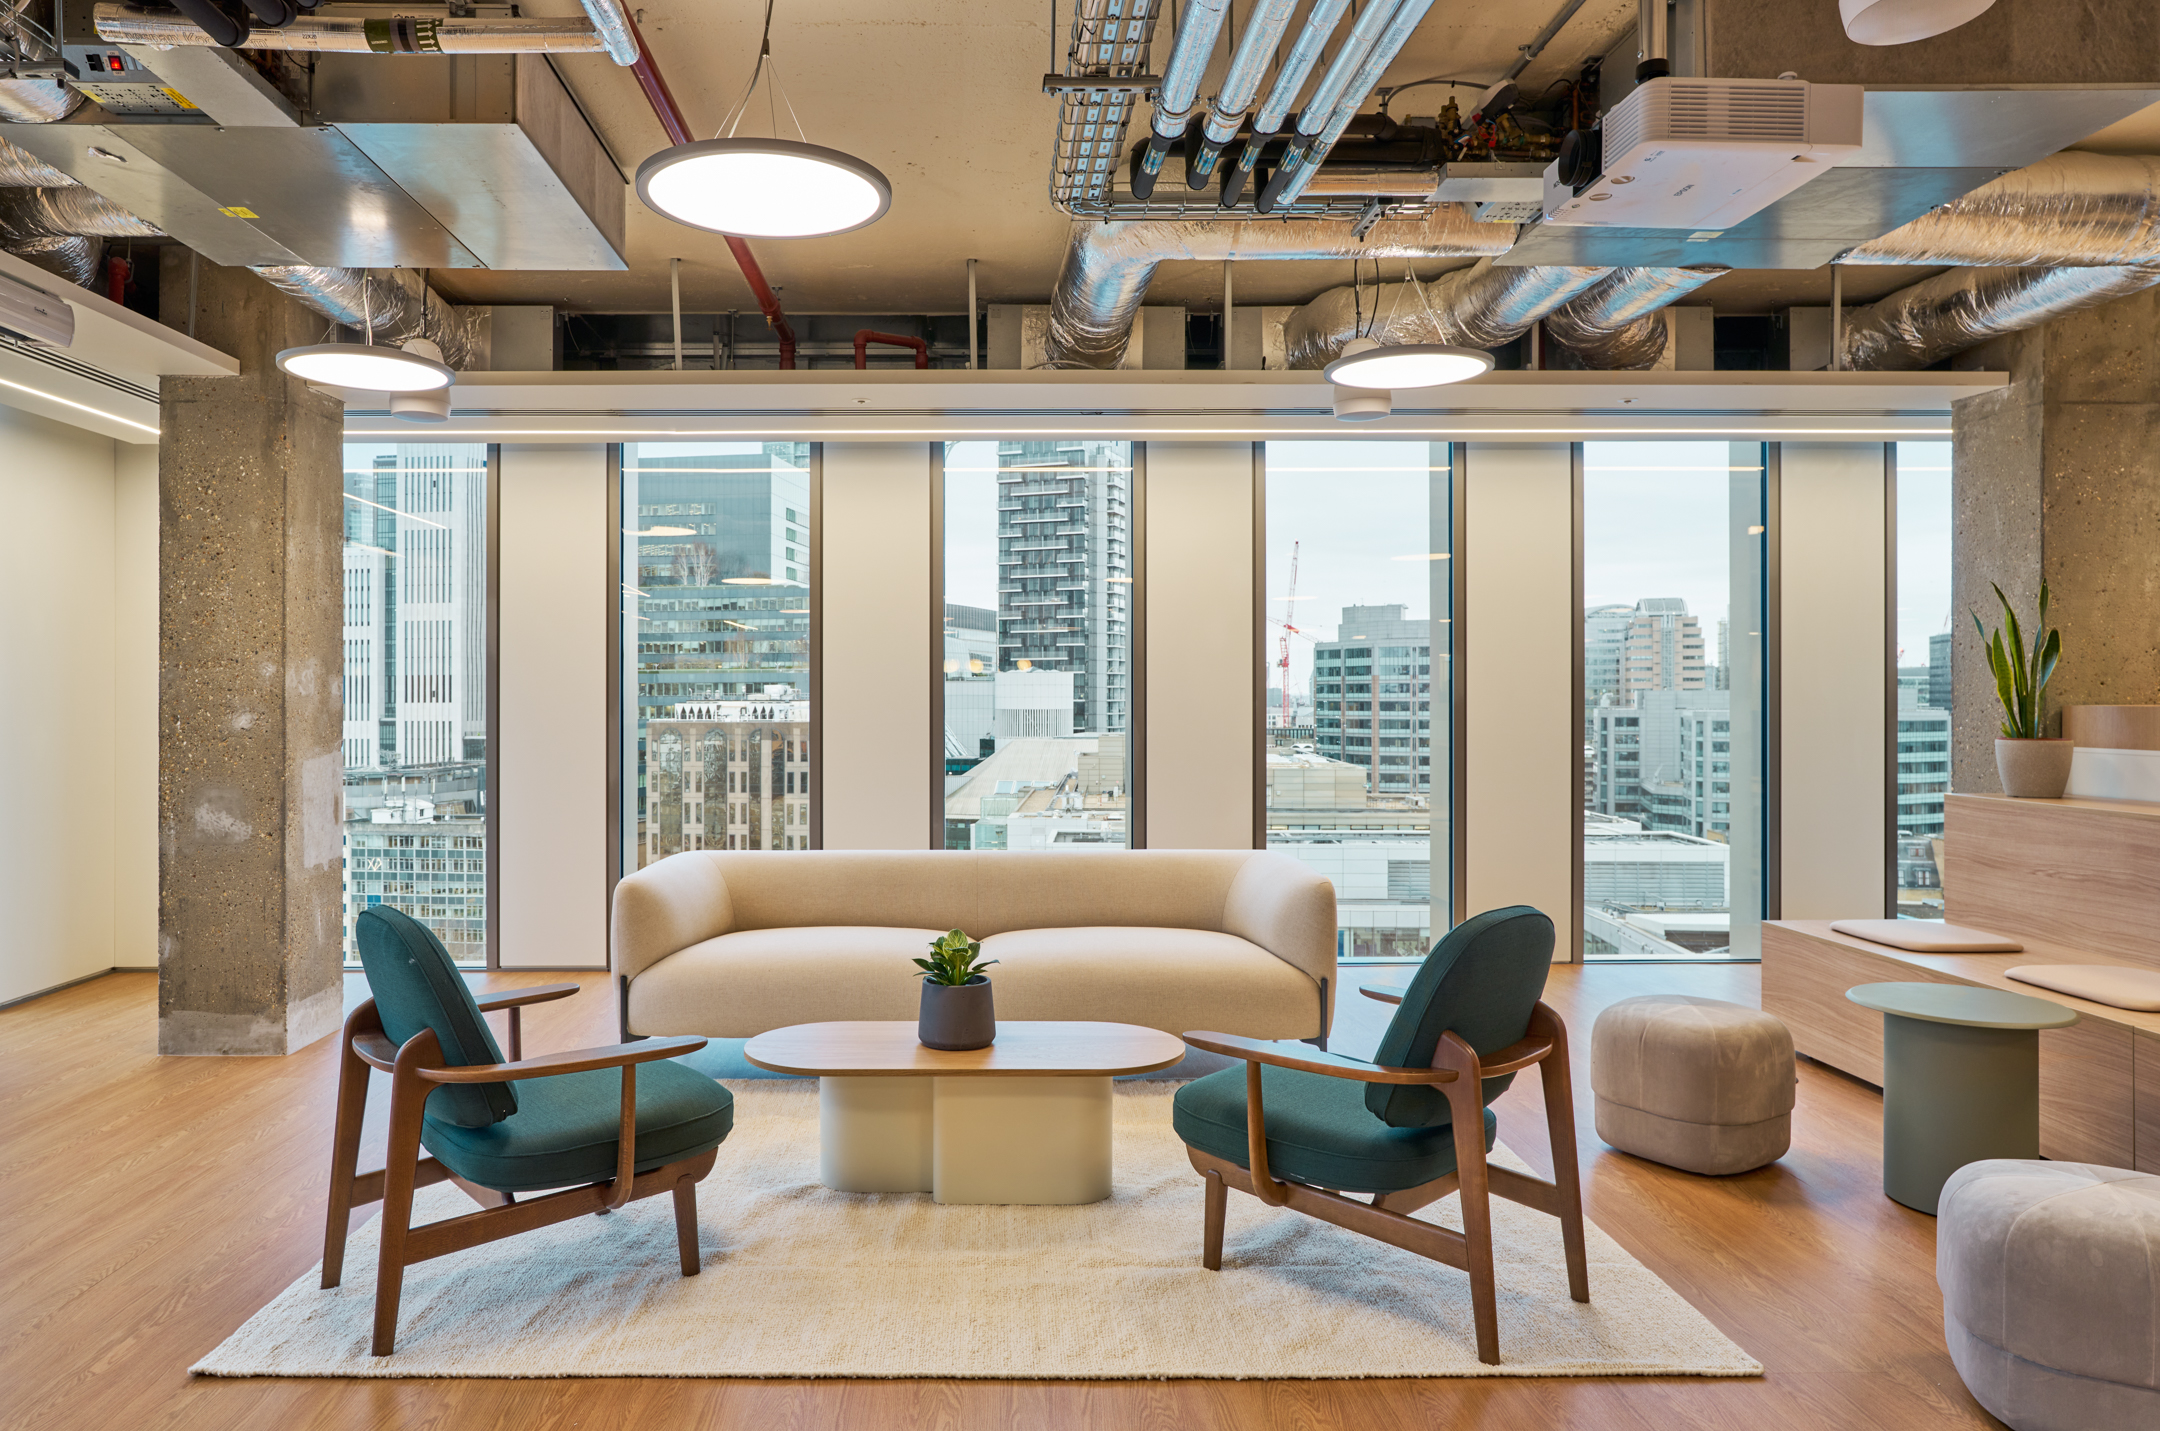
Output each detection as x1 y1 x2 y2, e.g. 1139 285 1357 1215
1172 1062 1498 1194
628 926 950 1036
979 926 1322 1040
420 1059 734 1193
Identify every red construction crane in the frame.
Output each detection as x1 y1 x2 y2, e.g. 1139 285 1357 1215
1276 541 1300 727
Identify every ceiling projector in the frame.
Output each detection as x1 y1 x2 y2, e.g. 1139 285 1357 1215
0 269 75 348
1542 77 1863 231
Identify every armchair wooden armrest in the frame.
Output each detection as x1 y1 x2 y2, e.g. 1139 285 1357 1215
417 1035 707 1084
1359 982 1407 1005
470 981 580 1061
1181 1031 1458 1085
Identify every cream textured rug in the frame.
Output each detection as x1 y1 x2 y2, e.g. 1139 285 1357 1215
197 1081 1760 1379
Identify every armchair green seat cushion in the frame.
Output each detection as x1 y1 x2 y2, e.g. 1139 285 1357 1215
1172 1062 1499 1194
421 1063 735 1194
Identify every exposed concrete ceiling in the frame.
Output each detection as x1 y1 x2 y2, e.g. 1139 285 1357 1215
433 0 1641 316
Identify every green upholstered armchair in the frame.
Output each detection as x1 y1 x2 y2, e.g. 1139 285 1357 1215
325 906 736 1356
1171 905 1589 1366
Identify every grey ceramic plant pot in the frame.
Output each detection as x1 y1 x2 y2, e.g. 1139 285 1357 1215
1996 738 2074 798
918 976 996 1051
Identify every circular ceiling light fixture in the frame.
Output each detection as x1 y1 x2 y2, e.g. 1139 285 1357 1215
1837 0 1997 45
1324 336 1494 391
638 139 890 239
276 337 454 394
635 0 889 239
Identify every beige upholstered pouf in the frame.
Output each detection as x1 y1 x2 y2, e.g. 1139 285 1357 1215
1591 995 1796 1176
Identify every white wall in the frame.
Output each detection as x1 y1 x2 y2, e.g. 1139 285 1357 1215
1779 442 1889 918
498 445 609 967
114 446 158 969
822 443 932 848
1143 442 1256 849
1462 444 1578 959
0 404 126 1004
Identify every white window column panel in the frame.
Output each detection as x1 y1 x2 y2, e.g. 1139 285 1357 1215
1777 443 1888 918
1144 442 1255 849
1463 444 1576 958
822 443 933 849
499 444 608 967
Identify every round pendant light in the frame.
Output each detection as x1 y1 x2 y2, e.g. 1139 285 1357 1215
1838 0 1996 45
1324 337 1494 390
275 337 454 393
637 138 890 239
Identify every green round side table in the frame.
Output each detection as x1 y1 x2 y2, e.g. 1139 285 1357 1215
1846 982 2079 1216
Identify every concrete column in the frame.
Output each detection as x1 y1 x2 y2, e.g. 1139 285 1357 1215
1949 286 2160 793
156 256 346 1054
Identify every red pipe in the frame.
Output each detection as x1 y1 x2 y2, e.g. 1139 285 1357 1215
627 22 799 370
854 331 930 369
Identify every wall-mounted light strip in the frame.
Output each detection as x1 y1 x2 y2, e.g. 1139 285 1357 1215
0 373 160 436
352 423 1954 440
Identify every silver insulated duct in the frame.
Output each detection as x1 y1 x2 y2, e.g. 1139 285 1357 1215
1543 266 1725 370
0 3 82 122
1839 262 2160 371
253 265 483 371
1282 259 1610 369
1046 207 1516 368
1841 153 2160 267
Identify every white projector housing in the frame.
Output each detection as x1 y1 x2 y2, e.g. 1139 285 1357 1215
0 270 75 348
1542 77 1863 231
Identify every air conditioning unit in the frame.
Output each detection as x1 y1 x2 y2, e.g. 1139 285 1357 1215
0 270 74 348
1542 77 1863 231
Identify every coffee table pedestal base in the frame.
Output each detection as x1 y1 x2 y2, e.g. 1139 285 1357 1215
819 1074 1113 1204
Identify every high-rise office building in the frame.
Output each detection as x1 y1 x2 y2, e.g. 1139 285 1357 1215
1928 630 1952 709
1621 597 1707 693
1584 603 1635 698
994 439 1130 735
1312 603 1432 794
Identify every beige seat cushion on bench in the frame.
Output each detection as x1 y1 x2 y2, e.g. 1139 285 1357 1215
626 925 1321 1040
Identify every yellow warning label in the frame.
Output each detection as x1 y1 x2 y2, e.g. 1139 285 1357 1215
159 87 198 110
218 206 259 219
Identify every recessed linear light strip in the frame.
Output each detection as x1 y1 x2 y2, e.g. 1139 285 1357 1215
354 426 1954 441
0 373 159 436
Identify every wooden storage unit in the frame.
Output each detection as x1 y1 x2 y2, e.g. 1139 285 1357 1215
1763 921 2157 1171
1942 792 2160 963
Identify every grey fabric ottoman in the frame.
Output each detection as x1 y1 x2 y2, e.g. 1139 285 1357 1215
1938 1160 2160 1431
1590 994 1795 1175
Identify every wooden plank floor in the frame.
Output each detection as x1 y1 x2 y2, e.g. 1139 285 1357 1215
0 963 2005 1431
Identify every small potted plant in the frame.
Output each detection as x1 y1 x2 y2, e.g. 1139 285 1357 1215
1974 580 2068 798
914 928 998 1051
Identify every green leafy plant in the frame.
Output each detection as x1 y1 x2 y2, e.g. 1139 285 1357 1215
914 928 998 986
1972 581 2061 740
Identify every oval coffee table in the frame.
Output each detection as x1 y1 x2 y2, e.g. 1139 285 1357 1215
1846 982 2079 1215
743 1020 1184 1205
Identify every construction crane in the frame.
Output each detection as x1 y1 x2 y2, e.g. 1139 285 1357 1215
1276 541 1299 728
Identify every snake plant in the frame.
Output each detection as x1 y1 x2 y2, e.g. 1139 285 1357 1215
1972 581 2060 740
914 928 998 986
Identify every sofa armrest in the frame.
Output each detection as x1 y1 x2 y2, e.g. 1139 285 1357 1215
610 853 737 984
1221 852 1338 1032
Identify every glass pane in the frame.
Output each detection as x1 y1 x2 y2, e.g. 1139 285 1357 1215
1263 440 1452 961
1895 440 1953 918
622 442 814 867
941 440 1133 850
1582 441 1767 961
341 442 491 968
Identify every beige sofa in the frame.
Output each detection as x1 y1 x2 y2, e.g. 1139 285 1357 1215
610 850 1337 1046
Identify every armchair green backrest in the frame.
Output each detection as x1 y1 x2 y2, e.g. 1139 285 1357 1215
356 905 517 1127
1365 905 1556 1128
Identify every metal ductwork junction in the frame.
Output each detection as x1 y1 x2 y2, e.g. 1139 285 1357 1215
1045 207 1517 368
1541 266 1726 370
1282 259 1609 369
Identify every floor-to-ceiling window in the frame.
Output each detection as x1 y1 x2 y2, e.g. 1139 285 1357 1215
620 442 814 869
341 442 491 967
940 440 1133 850
1263 441 1453 960
1893 440 1953 918
1581 442 1766 961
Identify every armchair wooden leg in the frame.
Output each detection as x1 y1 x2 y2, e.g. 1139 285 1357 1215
1201 1168 1227 1271
1536 1013 1592 1304
673 1173 702 1276
1454 1133 1502 1366
321 1009 375 1290
371 1068 430 1357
